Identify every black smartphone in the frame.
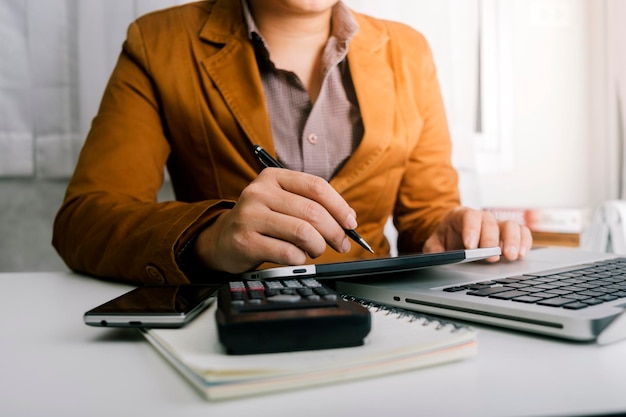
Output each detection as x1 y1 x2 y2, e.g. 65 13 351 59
84 284 220 328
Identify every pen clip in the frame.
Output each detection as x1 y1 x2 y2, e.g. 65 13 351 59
253 145 285 169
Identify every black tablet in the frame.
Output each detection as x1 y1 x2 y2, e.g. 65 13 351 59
241 247 501 280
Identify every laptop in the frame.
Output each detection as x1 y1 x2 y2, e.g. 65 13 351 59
241 247 501 280
335 247 626 344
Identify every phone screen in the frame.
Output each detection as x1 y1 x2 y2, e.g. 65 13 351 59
84 284 221 328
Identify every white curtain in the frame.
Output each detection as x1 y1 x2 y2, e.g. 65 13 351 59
0 0 185 178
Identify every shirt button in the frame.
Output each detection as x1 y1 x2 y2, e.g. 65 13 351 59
145 264 165 283
307 133 319 144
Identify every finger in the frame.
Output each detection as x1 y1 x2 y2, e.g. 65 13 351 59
428 208 481 251
456 208 484 249
476 211 501 262
235 232 310 270
255 208 335 259
240 172 349 255
519 225 533 258
215 207 318 270
266 192 350 254
422 234 446 253
270 169 358 230
193 209 310 274
498 220 522 261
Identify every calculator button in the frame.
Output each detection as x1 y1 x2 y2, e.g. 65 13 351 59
267 294 302 303
297 288 314 297
231 292 245 300
229 281 246 291
248 291 264 299
246 281 265 291
314 287 331 296
300 278 322 287
265 281 285 290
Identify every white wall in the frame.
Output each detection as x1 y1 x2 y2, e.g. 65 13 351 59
347 0 616 211
477 0 592 208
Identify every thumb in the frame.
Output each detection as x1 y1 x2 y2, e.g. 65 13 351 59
423 234 446 253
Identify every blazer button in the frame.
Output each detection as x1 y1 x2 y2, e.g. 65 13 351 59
145 264 165 283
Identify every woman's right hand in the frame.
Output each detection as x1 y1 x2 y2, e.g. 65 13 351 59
192 168 358 273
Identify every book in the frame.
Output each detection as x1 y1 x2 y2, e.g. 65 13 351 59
484 207 590 234
484 207 591 248
142 297 478 400
531 231 581 247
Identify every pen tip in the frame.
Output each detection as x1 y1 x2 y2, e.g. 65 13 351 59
361 239 374 254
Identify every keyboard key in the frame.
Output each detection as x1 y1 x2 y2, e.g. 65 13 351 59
545 289 574 296
537 297 576 307
494 278 526 284
576 290 605 298
533 277 560 283
518 287 545 293
511 296 544 304
535 283 564 290
490 290 532 300
504 283 531 289
467 287 513 297
562 293 592 301
467 283 493 290
526 292 559 299
583 298 604 306
563 302 589 310
559 285 587 292
443 286 468 292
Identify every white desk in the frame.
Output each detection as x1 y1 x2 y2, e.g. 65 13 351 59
2 270 626 417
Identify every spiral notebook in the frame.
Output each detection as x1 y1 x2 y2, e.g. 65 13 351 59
141 297 478 400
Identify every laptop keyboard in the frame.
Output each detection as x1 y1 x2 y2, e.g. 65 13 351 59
443 257 626 310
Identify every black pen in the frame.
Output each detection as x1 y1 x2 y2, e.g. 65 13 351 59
253 144 374 254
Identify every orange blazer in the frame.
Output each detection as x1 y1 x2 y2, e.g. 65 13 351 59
52 0 460 284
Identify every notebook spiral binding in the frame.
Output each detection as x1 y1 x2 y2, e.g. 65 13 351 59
341 294 472 333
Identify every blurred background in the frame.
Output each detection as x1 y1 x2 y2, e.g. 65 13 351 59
1 0 625 271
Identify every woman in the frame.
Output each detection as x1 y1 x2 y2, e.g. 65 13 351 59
53 0 531 284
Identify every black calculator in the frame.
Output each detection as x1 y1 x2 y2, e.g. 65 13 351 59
215 278 371 354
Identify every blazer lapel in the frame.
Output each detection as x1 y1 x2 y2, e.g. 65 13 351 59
332 14 395 192
198 0 274 152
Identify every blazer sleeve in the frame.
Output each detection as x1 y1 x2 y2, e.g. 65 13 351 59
52 22 233 284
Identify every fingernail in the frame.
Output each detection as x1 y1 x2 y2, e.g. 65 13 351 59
519 246 527 257
346 213 358 230
506 245 518 258
341 237 351 253
465 233 478 249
